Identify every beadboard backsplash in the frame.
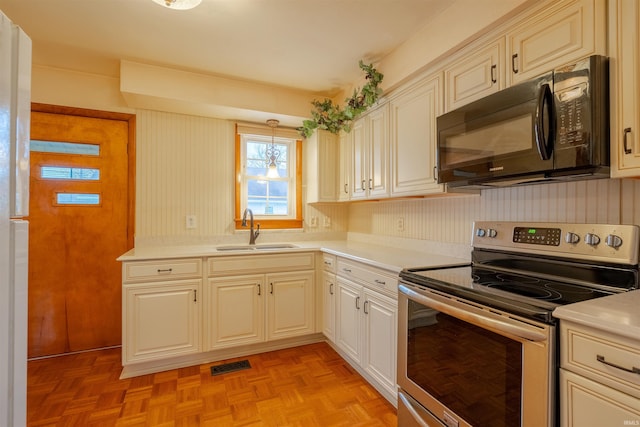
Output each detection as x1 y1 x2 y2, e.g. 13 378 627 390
135 110 640 247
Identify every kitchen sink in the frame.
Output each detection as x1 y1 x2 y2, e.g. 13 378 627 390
215 245 255 251
255 244 298 250
216 243 298 251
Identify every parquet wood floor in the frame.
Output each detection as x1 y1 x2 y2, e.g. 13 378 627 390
27 342 397 426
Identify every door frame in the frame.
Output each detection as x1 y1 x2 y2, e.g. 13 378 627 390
31 103 136 249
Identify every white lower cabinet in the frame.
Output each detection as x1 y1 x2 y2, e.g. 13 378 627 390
123 279 201 364
321 254 337 341
207 270 315 349
561 369 640 427
334 258 398 402
560 320 640 427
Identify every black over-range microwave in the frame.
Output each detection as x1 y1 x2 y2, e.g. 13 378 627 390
437 55 610 189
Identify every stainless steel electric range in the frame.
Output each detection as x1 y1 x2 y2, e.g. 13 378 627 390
397 221 640 427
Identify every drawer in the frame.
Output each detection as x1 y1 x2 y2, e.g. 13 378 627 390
336 258 398 296
321 253 337 273
561 321 640 398
123 258 203 283
208 251 315 276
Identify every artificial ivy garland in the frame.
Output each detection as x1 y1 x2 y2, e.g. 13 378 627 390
298 61 384 138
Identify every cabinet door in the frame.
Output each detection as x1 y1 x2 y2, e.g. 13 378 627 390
389 75 444 196
560 369 640 427
506 0 605 85
362 290 397 397
444 39 504 111
336 278 363 364
123 279 201 364
350 119 367 200
610 0 640 176
338 131 351 201
207 274 264 349
322 271 336 341
367 105 389 198
305 130 338 203
266 271 315 340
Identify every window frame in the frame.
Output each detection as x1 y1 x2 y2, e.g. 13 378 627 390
234 132 303 229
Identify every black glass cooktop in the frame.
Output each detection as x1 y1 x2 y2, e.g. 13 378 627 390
399 264 617 323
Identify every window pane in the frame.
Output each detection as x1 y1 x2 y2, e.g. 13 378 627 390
31 140 100 156
56 193 100 205
247 179 289 215
41 166 100 180
246 140 288 177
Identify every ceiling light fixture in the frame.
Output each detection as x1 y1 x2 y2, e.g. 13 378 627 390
265 119 280 179
151 0 202 10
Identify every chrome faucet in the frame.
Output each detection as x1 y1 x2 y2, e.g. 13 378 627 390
241 208 260 245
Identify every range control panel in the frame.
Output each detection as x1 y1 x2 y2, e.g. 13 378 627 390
473 221 640 265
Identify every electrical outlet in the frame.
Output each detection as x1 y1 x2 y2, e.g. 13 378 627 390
309 216 318 227
396 217 405 232
186 215 197 229
323 216 331 227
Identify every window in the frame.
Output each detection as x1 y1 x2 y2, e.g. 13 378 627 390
235 129 302 229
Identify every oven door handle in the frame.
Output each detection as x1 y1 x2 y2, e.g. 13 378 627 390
399 284 548 342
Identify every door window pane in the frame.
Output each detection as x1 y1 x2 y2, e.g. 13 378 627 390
41 166 100 180
31 140 100 156
55 193 101 205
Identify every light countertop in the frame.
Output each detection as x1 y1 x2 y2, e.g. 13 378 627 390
553 289 640 341
117 240 470 273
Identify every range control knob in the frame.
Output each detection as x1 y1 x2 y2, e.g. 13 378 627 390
585 233 601 246
476 228 486 237
565 232 580 244
605 234 623 249
487 229 497 238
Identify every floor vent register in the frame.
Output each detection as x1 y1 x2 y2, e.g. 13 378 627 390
210 359 251 376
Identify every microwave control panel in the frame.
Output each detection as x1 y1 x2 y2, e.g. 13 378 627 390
555 82 588 148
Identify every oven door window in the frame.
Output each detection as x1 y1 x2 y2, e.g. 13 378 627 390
407 299 522 426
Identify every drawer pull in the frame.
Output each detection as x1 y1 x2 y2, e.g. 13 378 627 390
342 268 352 273
374 279 386 285
596 354 640 374
157 268 173 273
324 260 332 265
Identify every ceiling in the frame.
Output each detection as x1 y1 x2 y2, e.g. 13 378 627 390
0 0 453 97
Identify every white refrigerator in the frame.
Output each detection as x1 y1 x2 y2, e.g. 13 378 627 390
0 9 31 427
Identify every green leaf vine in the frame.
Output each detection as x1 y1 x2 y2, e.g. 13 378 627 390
298 61 384 138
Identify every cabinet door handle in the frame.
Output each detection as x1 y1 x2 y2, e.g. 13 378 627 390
257 283 261 296
368 178 372 190
157 268 173 273
361 179 366 191
364 300 369 314
329 283 334 295
270 283 274 294
597 354 640 374
355 296 360 310
193 289 197 302
511 53 519 74
344 183 348 194
624 127 633 154
491 64 497 83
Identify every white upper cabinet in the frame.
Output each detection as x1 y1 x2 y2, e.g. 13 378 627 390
609 0 640 176
389 74 444 197
444 38 505 112
350 104 389 200
305 129 338 203
338 131 351 201
506 0 605 86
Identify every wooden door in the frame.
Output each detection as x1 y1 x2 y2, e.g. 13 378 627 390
28 106 134 358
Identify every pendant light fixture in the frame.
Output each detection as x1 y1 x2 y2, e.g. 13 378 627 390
265 119 280 178
151 0 202 10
